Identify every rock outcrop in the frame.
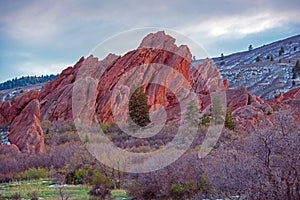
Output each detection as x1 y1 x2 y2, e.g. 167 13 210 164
5 90 46 154
95 31 192 123
269 88 300 120
225 87 273 132
1 30 299 154
9 99 45 154
0 101 11 127
39 31 268 129
42 31 197 124
42 31 232 126
39 57 85 123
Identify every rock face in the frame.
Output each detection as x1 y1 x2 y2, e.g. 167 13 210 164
95 31 192 123
226 87 250 112
190 59 225 95
9 99 45 154
39 57 84 123
43 31 196 124
5 90 46 154
0 101 11 127
225 87 272 132
39 31 277 131
269 88 300 120
44 31 230 126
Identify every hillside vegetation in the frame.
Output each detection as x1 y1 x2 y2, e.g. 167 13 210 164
0 75 58 91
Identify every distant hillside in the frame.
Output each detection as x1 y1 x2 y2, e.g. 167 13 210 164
193 34 300 100
0 75 58 91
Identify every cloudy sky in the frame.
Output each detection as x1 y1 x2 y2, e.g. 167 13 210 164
1 0 300 82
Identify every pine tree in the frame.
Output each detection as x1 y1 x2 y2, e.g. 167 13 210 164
279 47 285 56
201 114 210 127
256 56 260 62
224 109 236 131
84 135 89 144
294 60 300 74
129 86 150 127
221 53 224 60
248 45 253 51
211 97 224 124
185 100 200 126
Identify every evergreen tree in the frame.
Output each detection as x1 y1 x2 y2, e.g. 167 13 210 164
84 135 89 144
279 47 285 56
294 60 300 74
129 86 150 127
185 100 200 126
0 74 58 90
248 45 253 51
292 72 297 79
221 53 224 60
256 56 260 62
201 114 211 127
224 109 236 131
211 97 224 124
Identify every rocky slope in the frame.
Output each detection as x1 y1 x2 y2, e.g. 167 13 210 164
0 83 44 102
194 34 300 100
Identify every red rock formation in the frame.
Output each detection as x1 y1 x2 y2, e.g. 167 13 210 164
226 87 250 112
268 88 300 120
271 88 300 103
44 31 194 124
189 59 225 95
9 99 45 154
39 57 85 123
38 31 298 133
38 31 241 127
223 79 229 91
12 90 38 117
94 31 192 123
0 101 11 127
225 87 272 131
1 30 299 155
5 90 46 154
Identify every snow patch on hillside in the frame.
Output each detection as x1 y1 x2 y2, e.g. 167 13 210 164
193 34 300 100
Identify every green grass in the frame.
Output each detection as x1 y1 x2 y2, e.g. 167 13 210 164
111 189 129 199
0 179 90 200
0 179 130 200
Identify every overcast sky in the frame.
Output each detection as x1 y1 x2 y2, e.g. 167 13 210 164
1 0 300 82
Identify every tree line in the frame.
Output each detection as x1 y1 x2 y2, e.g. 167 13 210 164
0 74 58 90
